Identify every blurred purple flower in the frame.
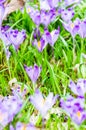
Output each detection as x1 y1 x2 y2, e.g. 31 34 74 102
63 18 80 37
28 7 58 27
0 4 4 27
44 27 60 46
69 79 86 97
78 19 86 38
61 8 74 22
60 79 86 125
30 10 41 26
60 95 86 125
16 122 36 130
0 27 26 60
0 26 11 46
32 36 47 52
39 0 62 10
0 95 23 129
32 27 60 51
39 0 50 10
0 27 26 50
0 26 11 60
32 28 48 52
64 0 81 6
47 0 61 8
11 85 27 98
0 0 6 4
1 25 10 31
40 9 57 27
24 64 42 83
10 124 15 130
30 89 58 118
6 29 26 50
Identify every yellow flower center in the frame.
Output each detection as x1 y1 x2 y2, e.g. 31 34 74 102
38 41 41 49
28 8 31 13
76 111 81 119
21 125 26 130
70 23 74 29
0 112 5 122
42 99 45 105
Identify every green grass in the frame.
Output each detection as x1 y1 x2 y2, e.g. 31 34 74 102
1 0 86 129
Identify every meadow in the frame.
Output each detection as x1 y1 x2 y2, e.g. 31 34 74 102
0 0 86 129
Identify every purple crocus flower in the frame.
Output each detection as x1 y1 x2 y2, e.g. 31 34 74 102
0 94 23 129
32 36 47 52
0 27 26 50
0 26 11 46
6 29 26 50
61 8 74 22
10 125 15 130
60 79 86 125
63 18 80 37
40 10 52 26
27 6 58 27
30 89 58 118
69 79 86 97
0 26 11 60
32 28 48 52
39 0 62 10
11 84 27 98
16 122 36 130
24 64 42 83
64 0 81 6
0 27 26 60
47 0 61 8
0 3 10 28
60 95 86 125
0 108 10 129
30 10 41 26
0 4 4 27
44 27 60 46
1 25 10 31
40 9 57 27
0 0 6 4
32 27 60 51
78 19 86 38
39 0 50 10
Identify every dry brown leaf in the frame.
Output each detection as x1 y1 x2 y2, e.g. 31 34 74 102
4 0 26 18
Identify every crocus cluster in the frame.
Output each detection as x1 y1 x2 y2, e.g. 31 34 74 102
24 0 81 52
25 0 81 27
63 18 86 38
0 0 85 128
0 4 26 60
60 79 86 125
0 78 30 130
26 6 59 27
